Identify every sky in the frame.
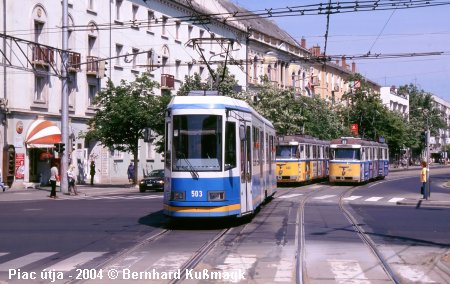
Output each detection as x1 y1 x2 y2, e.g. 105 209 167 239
231 0 450 101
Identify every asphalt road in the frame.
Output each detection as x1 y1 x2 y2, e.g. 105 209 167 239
0 169 448 283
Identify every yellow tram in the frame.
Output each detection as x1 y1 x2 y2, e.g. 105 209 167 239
329 137 389 183
276 135 329 184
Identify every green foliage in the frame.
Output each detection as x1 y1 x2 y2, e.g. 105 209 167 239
177 66 239 97
85 73 168 182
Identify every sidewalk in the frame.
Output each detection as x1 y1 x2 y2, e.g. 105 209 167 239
0 183 139 202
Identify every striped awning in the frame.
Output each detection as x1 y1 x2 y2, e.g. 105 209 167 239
25 119 61 148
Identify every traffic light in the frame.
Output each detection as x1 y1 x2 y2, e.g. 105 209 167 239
60 143 65 153
53 143 65 153
6 145 15 176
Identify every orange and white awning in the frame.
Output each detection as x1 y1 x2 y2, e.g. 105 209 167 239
25 119 61 148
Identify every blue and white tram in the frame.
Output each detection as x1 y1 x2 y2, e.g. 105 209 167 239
163 94 277 218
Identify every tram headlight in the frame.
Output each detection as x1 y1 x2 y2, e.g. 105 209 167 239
208 191 225 201
171 191 185 200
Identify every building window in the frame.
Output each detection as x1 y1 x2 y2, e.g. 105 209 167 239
132 48 139 69
68 74 77 107
34 21 44 43
175 60 181 80
35 75 47 101
113 149 124 159
88 83 97 106
188 63 192 77
199 66 204 77
175 22 180 40
147 10 154 32
162 16 168 36
88 36 96 56
132 5 138 24
115 0 122 21
115 44 123 66
147 50 154 72
188 25 193 41
146 143 155 159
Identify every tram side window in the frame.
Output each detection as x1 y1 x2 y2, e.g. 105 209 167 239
165 122 170 169
225 122 236 169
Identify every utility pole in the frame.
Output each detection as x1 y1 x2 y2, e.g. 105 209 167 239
60 0 69 194
425 114 430 200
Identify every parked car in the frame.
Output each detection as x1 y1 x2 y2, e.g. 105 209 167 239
139 169 164 192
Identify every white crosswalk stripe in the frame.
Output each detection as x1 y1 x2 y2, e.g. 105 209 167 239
0 252 57 271
63 195 163 200
278 193 303 199
365 197 383 202
45 252 106 271
388 197 405 203
314 194 336 200
343 196 363 201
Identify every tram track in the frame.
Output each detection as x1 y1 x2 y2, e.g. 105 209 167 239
338 186 401 284
295 184 401 284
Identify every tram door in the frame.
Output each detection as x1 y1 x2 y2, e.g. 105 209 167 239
239 124 252 215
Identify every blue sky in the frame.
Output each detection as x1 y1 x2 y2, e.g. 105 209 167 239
231 0 450 101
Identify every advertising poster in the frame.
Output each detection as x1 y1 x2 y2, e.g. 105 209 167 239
15 153 25 179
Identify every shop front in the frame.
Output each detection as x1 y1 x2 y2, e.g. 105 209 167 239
25 119 61 185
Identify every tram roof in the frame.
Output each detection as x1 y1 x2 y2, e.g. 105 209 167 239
330 137 387 147
168 95 274 128
277 135 329 146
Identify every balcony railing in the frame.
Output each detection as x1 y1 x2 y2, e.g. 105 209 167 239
31 46 54 65
86 56 99 75
161 74 175 89
68 52 81 72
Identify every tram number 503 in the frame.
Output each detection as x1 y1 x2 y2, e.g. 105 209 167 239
191 190 203 198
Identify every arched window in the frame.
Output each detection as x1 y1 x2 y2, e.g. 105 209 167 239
267 64 272 81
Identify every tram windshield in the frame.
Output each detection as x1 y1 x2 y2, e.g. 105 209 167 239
331 148 361 160
172 115 222 172
276 145 298 158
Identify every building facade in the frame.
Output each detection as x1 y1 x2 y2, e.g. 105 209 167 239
0 0 248 187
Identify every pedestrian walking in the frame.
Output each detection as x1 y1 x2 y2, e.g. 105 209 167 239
67 164 78 195
49 162 59 199
127 162 135 185
420 161 427 198
90 161 96 185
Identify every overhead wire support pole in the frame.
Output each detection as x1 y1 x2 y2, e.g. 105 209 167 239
60 0 69 194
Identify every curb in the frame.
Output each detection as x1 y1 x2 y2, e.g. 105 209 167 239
397 199 450 208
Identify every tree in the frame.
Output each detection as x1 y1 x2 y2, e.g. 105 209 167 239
400 84 446 158
85 73 168 184
340 74 409 155
177 65 240 97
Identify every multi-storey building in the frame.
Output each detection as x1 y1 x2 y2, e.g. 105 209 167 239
0 0 248 187
380 86 409 119
431 95 450 157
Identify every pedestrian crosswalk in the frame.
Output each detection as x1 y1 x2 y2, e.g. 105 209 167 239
0 251 107 272
60 194 163 200
278 193 405 204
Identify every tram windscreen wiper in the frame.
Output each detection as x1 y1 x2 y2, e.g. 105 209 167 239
177 151 199 179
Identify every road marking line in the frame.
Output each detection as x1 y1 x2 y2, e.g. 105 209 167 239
393 264 436 283
388 197 404 203
365 197 383 202
327 259 370 284
343 196 362 201
0 252 57 271
278 193 303 199
314 195 336 200
46 252 106 271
